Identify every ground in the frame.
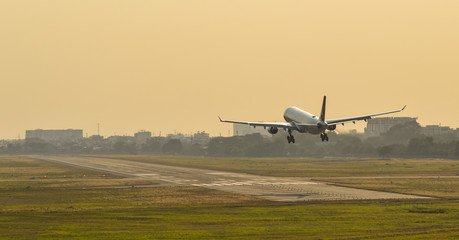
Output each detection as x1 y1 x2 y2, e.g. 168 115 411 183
0 155 458 239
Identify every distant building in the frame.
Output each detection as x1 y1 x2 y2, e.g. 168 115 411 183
193 131 210 145
25 129 83 142
364 117 418 136
167 133 186 140
167 133 191 144
106 135 134 144
233 124 271 137
88 135 104 142
134 131 151 144
422 125 454 136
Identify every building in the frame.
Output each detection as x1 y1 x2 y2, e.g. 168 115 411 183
193 131 210 145
106 135 134 144
422 125 455 136
25 129 83 142
364 117 418 136
233 124 272 137
167 133 186 140
134 131 151 144
167 133 192 144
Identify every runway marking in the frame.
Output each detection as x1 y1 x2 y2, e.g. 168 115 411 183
191 180 318 187
135 174 159 177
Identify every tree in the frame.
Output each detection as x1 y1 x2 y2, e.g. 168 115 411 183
113 140 136 153
455 141 459 159
185 143 206 155
162 139 183 154
382 121 422 144
142 137 163 152
24 138 55 153
407 136 434 157
378 144 404 159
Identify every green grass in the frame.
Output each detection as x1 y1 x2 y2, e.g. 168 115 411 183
1 188 459 239
90 155 459 177
1 155 459 239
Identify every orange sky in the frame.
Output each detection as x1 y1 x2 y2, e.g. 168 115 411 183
1 1 458 139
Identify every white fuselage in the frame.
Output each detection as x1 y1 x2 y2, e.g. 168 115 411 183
283 107 324 134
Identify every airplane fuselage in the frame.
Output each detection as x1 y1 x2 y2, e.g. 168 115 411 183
283 107 325 135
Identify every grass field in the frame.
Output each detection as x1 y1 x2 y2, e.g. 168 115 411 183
0 155 113 180
1 186 459 239
1 155 459 239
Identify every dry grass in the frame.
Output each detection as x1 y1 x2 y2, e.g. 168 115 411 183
108 186 265 205
0 155 115 179
44 179 155 188
7 179 157 189
318 177 459 199
0 186 266 213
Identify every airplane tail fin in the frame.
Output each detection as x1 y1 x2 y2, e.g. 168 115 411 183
319 96 326 122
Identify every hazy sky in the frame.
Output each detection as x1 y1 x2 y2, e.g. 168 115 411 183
1 1 458 139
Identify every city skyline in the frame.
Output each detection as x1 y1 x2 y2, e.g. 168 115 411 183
4 112 455 140
1 1 459 139
14 115 459 141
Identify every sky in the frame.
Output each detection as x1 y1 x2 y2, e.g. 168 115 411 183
1 1 458 139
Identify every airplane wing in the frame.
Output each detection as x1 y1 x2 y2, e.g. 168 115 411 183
326 105 406 125
218 117 296 130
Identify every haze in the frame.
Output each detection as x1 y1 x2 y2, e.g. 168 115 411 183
1 1 458 139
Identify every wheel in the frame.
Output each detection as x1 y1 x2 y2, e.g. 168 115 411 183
292 138 295 143
287 136 291 143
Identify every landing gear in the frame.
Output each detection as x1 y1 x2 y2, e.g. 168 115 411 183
320 133 329 142
287 130 295 144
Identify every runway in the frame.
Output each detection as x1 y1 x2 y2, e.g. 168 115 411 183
28 155 431 202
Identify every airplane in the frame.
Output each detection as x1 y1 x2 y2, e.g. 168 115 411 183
219 96 406 143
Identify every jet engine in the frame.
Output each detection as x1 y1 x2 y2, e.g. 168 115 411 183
267 126 278 134
327 125 336 131
317 122 327 129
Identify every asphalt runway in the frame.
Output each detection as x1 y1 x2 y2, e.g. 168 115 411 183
28 155 431 202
